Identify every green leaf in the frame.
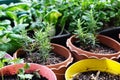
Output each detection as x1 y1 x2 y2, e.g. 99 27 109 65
12 24 28 33
6 11 17 21
0 20 11 26
18 14 29 24
24 74 33 79
24 63 30 70
5 3 30 11
18 68 25 74
0 61 4 68
44 10 62 24
0 51 6 59
0 35 11 44
18 74 33 79
9 34 24 40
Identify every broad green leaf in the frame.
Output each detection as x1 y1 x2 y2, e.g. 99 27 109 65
12 24 28 33
0 20 11 26
18 14 29 24
5 3 30 11
0 51 6 59
0 35 11 44
44 10 62 24
9 34 23 40
6 11 17 21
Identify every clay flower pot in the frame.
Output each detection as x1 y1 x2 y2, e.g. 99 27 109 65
0 63 57 80
65 59 120 80
13 43 73 80
66 34 120 61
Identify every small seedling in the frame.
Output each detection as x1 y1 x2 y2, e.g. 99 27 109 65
17 63 33 80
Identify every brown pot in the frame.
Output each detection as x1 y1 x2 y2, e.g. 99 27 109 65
13 43 73 80
0 63 57 80
66 34 120 61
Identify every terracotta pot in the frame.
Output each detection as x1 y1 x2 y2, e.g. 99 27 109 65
65 59 120 80
66 34 120 61
0 63 57 80
13 43 73 80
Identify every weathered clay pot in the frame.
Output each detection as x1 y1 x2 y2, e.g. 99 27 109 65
13 43 73 80
66 34 120 61
0 63 57 80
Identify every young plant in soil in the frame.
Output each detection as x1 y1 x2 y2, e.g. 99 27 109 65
72 71 120 80
74 9 116 54
19 26 65 65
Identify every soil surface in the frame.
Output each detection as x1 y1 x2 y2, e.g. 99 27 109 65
74 42 117 54
72 71 120 80
0 74 48 80
21 51 66 65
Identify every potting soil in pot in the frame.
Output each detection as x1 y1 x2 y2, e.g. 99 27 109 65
74 42 117 54
72 71 120 80
0 73 48 80
24 52 66 65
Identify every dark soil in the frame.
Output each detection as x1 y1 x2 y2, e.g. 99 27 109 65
0 73 48 80
74 42 117 54
72 71 120 80
20 51 66 65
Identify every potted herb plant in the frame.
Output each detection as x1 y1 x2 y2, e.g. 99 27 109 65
13 26 73 80
65 59 120 80
66 10 120 61
0 63 57 80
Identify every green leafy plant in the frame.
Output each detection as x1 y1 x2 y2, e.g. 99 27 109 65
0 19 28 53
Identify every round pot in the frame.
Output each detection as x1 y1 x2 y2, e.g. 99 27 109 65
0 63 57 80
66 34 120 61
99 27 120 43
65 59 120 80
13 43 73 80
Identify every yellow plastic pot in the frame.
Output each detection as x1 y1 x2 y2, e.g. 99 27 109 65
65 59 120 80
